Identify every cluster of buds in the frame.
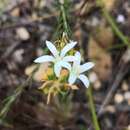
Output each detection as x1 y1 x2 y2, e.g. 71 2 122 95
34 34 94 103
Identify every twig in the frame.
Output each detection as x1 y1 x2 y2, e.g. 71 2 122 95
0 13 59 32
0 42 19 62
88 48 130 130
0 65 39 123
3 1 25 15
98 48 130 116
98 63 128 116
94 0 130 116
83 1 130 129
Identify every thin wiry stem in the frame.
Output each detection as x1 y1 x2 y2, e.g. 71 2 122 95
97 0 130 48
87 87 100 130
54 0 71 39
60 3 68 34
0 65 39 123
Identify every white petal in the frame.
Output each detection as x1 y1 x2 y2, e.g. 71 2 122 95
60 61 71 71
46 40 59 57
78 74 90 88
60 41 77 57
34 55 54 63
74 51 81 66
63 56 76 62
80 62 95 73
75 51 81 60
68 72 77 85
54 62 62 77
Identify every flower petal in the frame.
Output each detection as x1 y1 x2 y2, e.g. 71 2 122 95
74 51 81 66
60 41 77 57
78 74 89 88
46 40 58 57
34 55 54 63
68 72 77 85
54 62 62 77
63 56 76 62
60 61 71 71
80 62 95 73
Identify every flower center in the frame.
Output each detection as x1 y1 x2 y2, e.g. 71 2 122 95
55 56 62 63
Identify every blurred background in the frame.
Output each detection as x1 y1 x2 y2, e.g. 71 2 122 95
0 0 130 130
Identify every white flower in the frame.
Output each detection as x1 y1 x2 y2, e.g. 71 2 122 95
34 40 77 77
68 52 94 88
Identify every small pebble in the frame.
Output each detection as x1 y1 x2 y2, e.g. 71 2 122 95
89 72 98 83
105 105 116 113
13 49 24 63
114 93 124 104
93 80 101 90
16 27 30 40
116 14 125 23
124 92 130 105
121 81 129 91
122 49 130 63
91 17 100 26
37 48 44 56
127 124 130 130
127 100 130 106
124 92 130 100
25 65 37 76
10 7 20 17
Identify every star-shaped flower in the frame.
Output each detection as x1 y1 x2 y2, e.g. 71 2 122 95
34 40 77 77
68 51 94 88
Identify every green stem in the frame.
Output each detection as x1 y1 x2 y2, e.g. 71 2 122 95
87 87 100 130
103 10 130 47
60 3 68 33
97 0 130 48
0 86 23 121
